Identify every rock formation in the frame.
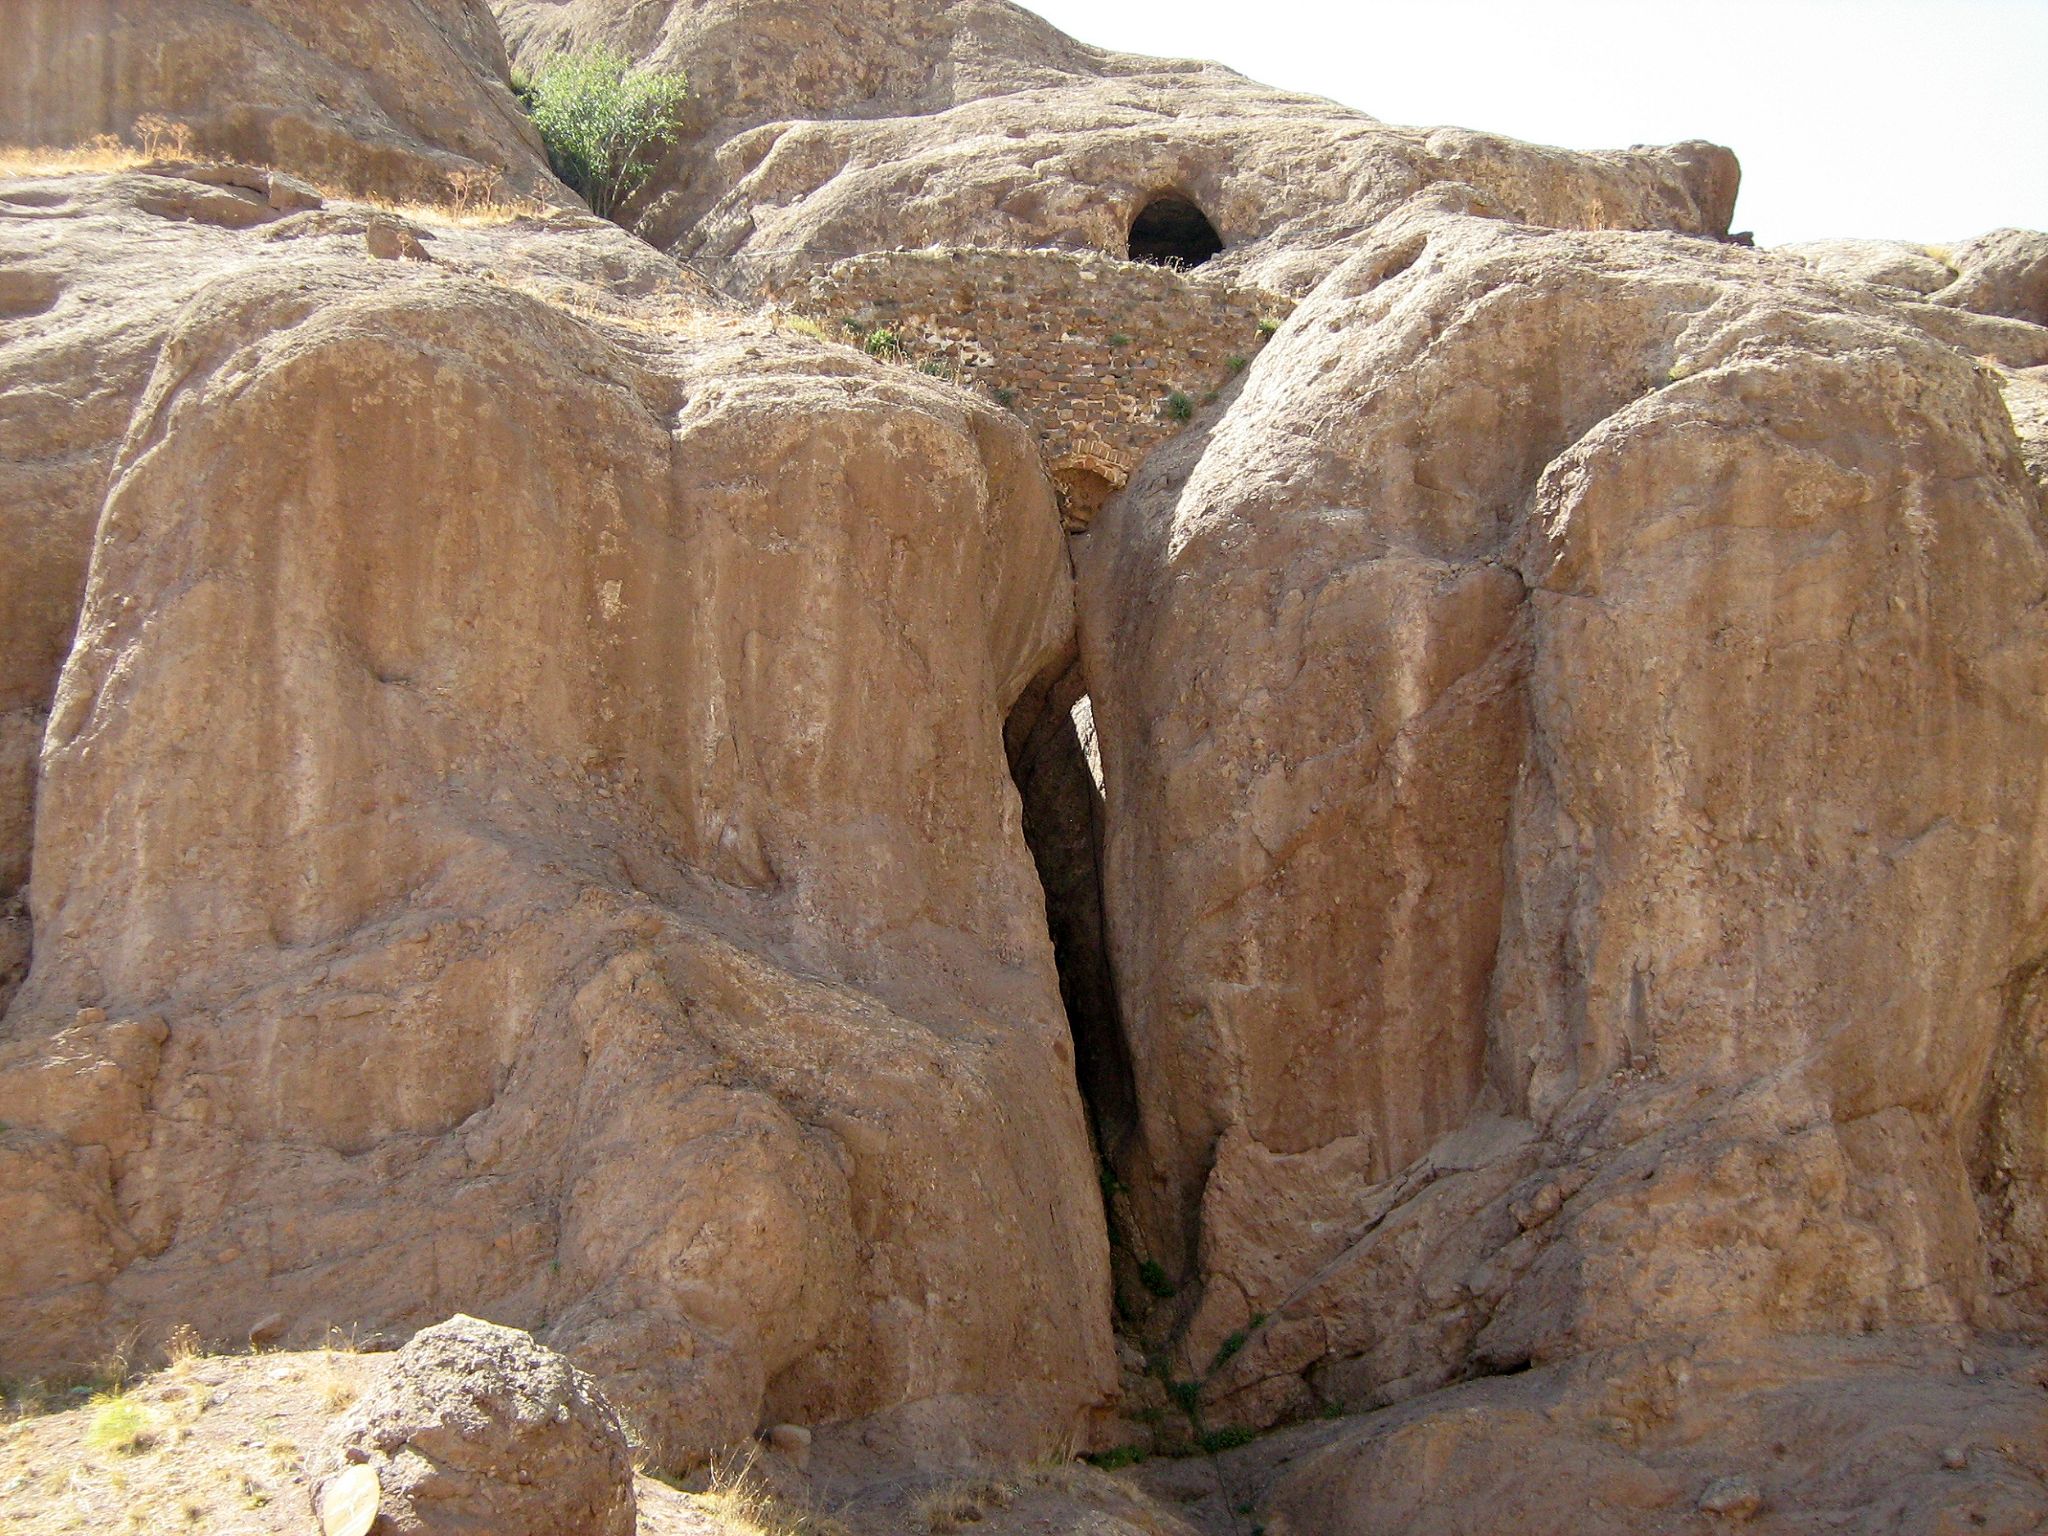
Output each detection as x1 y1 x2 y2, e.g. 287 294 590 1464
0 161 1111 1468
3 0 2048 1531
314 1314 637 1536
491 0 1737 296
3 0 565 204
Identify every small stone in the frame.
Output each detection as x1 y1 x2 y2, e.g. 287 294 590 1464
1941 1445 1969 1470
315 1463 380 1536
365 220 429 262
1959 1356 1978 1377
265 172 324 214
1698 1476 1763 1520
248 1312 288 1347
767 1422 812 1470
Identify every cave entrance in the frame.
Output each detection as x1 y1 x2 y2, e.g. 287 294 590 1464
1127 193 1222 268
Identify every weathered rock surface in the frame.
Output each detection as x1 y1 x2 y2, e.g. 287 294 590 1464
490 0 1737 296
1077 201 2048 1424
1257 1338 2048 1536
314 1314 636 1536
8 1 2048 1529
0 168 1112 1467
5 0 565 203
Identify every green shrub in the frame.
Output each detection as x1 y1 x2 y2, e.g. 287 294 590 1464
1107 332 1133 348
518 49 687 219
84 1392 154 1455
1137 1260 1176 1298
1164 390 1194 423
1257 317 1280 336
864 328 902 358
1200 1425 1256 1454
992 386 1018 408
1211 1331 1247 1371
1226 355 1248 373
1169 1379 1201 1415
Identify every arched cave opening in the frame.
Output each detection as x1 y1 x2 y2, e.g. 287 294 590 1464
1128 193 1223 268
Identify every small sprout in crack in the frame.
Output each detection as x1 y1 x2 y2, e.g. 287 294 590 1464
1257 317 1280 336
1211 1331 1247 1372
1170 1379 1201 1415
1320 1398 1348 1420
1200 1425 1256 1455
1226 354 1248 373
1249 1311 1269 1329
993 385 1018 408
1164 390 1195 423
1138 1260 1177 1298
1086 1445 1147 1469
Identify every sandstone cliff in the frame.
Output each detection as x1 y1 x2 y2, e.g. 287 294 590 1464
4 0 2048 1531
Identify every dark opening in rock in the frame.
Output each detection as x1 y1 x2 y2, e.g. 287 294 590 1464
1128 193 1222 268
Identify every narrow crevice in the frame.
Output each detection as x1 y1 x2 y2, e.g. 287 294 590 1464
1005 659 1138 1168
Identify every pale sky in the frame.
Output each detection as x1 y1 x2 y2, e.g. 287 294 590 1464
1018 0 2048 247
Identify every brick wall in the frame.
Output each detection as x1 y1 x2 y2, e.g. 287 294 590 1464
782 249 1292 529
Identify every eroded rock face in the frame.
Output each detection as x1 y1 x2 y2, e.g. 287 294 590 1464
1260 1338 2048 1536
1078 203 2048 1425
314 1314 636 1536
0 174 1113 1466
4 0 564 203
490 0 1736 297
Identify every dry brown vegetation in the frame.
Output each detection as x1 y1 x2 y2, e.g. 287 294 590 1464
0 1344 375 1536
0 125 545 227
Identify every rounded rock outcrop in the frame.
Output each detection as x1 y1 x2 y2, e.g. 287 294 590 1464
313 1315 635 1536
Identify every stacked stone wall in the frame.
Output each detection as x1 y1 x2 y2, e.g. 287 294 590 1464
784 249 1292 527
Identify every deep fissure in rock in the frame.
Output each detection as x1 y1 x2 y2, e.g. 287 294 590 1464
1128 193 1223 268
1006 661 1138 1166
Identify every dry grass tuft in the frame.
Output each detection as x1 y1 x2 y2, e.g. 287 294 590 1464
689 1449 852 1536
0 126 546 225
0 135 155 178
915 1474 1020 1531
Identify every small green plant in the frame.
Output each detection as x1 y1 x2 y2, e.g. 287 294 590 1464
1249 1311 1268 1328
992 386 1018 408
1137 1260 1176 1298
1107 332 1133 348
1226 354 1248 373
85 1391 155 1455
784 315 831 342
1099 1163 1128 1199
1257 317 1280 336
1169 1379 1200 1415
1084 1445 1147 1470
1320 1398 1348 1420
916 357 958 381
1211 1331 1247 1371
1164 390 1194 423
1200 1425 1256 1454
518 48 688 219
864 328 902 358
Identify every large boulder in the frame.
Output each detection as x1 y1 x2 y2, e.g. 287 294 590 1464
0 178 1113 1465
1077 201 2048 1424
314 1314 635 1536
3 0 565 203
